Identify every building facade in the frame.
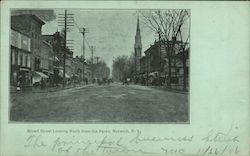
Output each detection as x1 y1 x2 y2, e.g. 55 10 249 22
40 41 54 76
141 40 189 89
11 14 45 72
10 29 32 87
72 56 84 80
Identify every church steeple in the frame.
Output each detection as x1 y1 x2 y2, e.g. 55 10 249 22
136 16 141 36
134 15 142 75
134 16 142 49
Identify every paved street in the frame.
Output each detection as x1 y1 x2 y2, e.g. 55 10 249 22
10 83 189 123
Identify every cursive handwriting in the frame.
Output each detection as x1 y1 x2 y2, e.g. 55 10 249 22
161 147 185 155
50 135 159 155
24 135 46 148
22 126 242 156
201 126 239 143
130 131 194 144
96 135 158 155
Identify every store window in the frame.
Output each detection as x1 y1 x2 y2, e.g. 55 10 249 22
25 55 28 67
20 54 23 66
14 51 18 65
27 55 31 67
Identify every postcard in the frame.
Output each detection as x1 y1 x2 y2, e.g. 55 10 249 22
0 1 249 156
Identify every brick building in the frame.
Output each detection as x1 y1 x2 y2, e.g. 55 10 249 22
11 14 45 72
10 29 32 87
40 41 54 76
141 40 189 89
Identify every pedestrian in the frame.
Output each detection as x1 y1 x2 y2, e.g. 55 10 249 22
16 81 21 91
41 78 45 89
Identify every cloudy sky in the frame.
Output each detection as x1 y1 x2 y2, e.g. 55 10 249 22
41 9 159 68
40 9 189 69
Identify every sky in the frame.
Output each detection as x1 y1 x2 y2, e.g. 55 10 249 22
41 9 189 69
42 10 158 69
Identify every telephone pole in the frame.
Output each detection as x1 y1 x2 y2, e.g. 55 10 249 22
95 57 100 64
90 46 94 79
79 28 88 82
57 10 74 87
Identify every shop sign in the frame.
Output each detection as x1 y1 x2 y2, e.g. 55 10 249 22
11 29 31 52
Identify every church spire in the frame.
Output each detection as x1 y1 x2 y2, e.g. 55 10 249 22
136 16 141 36
134 15 142 49
134 15 142 75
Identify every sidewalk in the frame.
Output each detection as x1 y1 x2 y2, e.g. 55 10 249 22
130 83 188 94
10 83 93 94
150 85 188 94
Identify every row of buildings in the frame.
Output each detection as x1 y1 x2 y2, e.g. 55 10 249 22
10 14 91 87
134 17 189 90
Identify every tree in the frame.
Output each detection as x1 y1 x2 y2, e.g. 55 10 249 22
112 53 136 82
90 58 110 79
141 10 190 89
112 55 128 81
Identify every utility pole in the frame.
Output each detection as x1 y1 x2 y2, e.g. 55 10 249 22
95 56 100 64
57 10 74 87
90 46 94 79
79 28 88 83
95 56 100 78
90 46 94 65
63 10 67 88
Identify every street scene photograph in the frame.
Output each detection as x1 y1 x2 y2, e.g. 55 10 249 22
9 9 190 123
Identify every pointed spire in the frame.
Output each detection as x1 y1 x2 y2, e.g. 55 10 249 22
134 15 142 49
136 15 140 35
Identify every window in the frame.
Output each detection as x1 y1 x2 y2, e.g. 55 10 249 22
14 51 18 65
25 56 28 67
11 48 15 65
27 56 30 67
20 54 23 66
176 68 180 73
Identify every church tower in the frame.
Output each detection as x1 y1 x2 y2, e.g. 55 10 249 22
134 16 142 75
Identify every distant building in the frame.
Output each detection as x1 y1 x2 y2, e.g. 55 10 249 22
139 56 147 74
40 41 54 76
42 32 73 80
65 51 73 78
72 56 84 79
134 16 142 75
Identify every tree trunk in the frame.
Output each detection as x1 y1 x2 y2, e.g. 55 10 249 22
182 48 187 91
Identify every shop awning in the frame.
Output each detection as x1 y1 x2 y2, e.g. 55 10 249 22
59 70 70 78
32 71 49 84
148 72 158 78
34 71 49 78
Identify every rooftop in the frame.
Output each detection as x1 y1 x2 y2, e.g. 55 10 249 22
11 14 45 25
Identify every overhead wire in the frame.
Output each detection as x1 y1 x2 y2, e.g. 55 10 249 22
73 18 93 52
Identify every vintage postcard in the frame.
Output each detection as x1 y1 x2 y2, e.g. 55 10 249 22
0 1 249 156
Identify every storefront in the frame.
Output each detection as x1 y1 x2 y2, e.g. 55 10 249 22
10 65 32 87
10 29 32 88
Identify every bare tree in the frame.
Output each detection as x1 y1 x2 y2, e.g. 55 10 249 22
141 9 190 89
112 54 135 82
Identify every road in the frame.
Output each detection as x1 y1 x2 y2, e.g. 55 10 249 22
10 83 189 123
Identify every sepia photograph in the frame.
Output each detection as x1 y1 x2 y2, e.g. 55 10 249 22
9 9 190 123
